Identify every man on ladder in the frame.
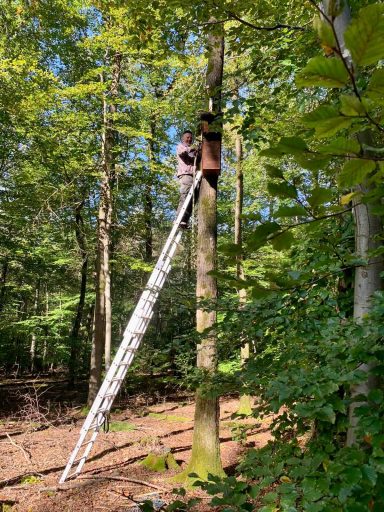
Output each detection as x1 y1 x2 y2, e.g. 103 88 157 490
176 130 201 229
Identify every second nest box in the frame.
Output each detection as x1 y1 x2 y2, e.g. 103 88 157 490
200 111 222 176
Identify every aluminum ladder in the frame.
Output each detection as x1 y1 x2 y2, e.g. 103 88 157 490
60 170 202 483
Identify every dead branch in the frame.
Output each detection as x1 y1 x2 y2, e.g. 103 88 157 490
78 475 167 491
5 433 32 463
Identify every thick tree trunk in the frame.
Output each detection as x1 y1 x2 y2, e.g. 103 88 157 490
321 0 383 445
347 184 382 445
88 52 121 404
177 19 225 482
69 201 88 388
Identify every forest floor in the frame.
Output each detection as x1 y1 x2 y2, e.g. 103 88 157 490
0 375 274 511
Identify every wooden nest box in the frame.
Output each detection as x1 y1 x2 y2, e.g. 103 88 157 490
200 111 222 176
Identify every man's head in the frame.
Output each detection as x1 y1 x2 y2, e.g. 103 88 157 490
181 130 193 145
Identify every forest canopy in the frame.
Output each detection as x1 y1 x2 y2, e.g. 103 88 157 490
1 0 384 510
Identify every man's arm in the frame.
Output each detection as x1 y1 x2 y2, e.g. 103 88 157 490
177 143 197 163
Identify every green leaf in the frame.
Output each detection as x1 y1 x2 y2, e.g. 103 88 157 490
345 4 384 66
366 68 384 101
338 159 376 187
340 95 366 116
303 105 355 138
317 137 360 155
276 137 308 155
317 404 336 424
248 221 281 250
361 464 377 486
265 165 284 179
296 56 349 88
340 191 358 205
294 154 331 171
307 187 334 207
313 16 336 49
274 205 307 218
267 181 297 199
368 388 383 404
261 137 308 157
271 231 294 251
219 243 242 256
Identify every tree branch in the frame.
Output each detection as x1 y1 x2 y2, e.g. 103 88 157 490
225 10 307 32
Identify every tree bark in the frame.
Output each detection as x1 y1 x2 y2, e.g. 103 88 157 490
0 258 8 313
234 134 252 415
88 51 122 404
177 19 225 482
30 279 40 374
69 201 88 388
144 120 156 262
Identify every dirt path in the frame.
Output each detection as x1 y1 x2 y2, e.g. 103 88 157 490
0 397 273 511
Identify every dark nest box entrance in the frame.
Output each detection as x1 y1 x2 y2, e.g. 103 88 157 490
200 111 222 176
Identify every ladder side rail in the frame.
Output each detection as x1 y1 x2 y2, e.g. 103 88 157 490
153 170 201 263
67 428 100 479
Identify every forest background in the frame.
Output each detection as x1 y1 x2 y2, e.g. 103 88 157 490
1 0 384 510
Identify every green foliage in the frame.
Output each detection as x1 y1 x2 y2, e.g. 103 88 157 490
108 421 137 432
303 105 355 138
296 56 349 88
20 475 42 485
344 4 384 66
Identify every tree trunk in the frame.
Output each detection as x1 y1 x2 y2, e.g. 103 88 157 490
30 279 40 374
144 121 155 262
234 134 252 416
0 258 8 313
42 284 49 368
88 51 122 404
347 181 382 445
320 0 383 445
69 201 88 388
176 19 225 482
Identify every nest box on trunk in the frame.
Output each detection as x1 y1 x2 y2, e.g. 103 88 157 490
200 111 222 176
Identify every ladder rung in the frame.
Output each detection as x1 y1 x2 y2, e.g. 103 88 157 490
67 470 81 480
80 439 94 447
72 454 87 464
119 361 133 366
96 408 109 414
103 392 115 398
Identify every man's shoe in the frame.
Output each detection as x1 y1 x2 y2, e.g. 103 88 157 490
179 221 189 229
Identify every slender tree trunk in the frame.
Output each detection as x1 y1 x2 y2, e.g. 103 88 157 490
234 134 252 416
89 51 122 404
144 121 155 262
43 284 49 368
320 0 383 445
177 19 225 482
0 258 8 313
30 279 40 374
69 201 88 388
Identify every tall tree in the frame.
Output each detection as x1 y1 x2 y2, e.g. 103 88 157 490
176 18 225 482
89 48 122 403
319 0 383 446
